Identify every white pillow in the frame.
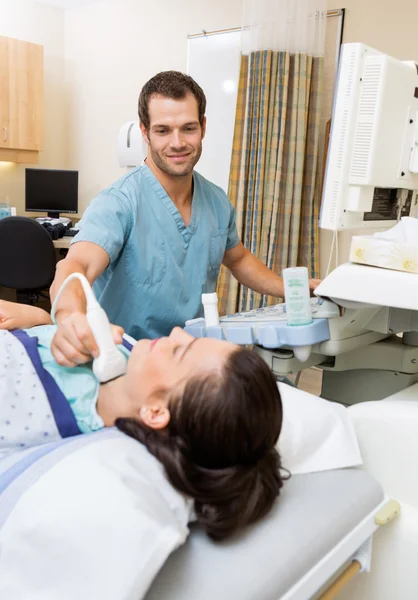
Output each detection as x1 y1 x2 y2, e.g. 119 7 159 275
0 431 191 600
277 382 363 475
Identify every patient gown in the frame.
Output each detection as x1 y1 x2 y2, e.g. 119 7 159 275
0 327 131 459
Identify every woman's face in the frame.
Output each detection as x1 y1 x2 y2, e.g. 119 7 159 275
124 328 236 414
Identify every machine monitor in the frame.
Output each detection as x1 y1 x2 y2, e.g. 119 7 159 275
320 43 418 231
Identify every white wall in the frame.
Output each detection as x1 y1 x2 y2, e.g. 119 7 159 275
0 0 66 215
64 0 244 212
320 0 418 276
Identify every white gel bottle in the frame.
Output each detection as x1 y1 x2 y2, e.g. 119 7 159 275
282 267 313 326
283 267 313 362
202 292 220 327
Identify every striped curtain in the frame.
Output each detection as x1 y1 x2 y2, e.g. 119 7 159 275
217 49 324 315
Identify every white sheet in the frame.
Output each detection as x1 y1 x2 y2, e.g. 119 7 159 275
0 432 191 600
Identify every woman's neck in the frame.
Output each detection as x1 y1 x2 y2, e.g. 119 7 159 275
96 375 133 426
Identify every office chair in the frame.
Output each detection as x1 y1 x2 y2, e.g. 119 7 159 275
0 216 56 305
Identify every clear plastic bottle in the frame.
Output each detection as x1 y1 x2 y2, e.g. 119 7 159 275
0 196 11 220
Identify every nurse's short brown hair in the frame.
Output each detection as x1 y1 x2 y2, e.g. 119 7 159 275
138 71 206 130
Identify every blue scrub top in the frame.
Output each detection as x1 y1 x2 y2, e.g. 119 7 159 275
73 164 240 340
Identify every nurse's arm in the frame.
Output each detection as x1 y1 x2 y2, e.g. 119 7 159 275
50 242 110 321
49 242 123 367
223 243 285 298
222 243 321 297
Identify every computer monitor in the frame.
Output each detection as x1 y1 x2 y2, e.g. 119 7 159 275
320 43 418 231
25 168 78 219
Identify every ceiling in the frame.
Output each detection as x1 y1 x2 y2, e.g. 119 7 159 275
35 0 100 9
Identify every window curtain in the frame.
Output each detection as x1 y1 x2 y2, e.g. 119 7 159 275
217 0 327 315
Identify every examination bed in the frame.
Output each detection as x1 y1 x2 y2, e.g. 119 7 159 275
0 377 402 600
146 468 386 600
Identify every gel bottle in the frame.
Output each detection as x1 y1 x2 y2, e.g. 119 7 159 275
282 267 313 326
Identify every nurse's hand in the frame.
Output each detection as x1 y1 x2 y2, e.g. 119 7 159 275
51 311 124 368
309 278 321 291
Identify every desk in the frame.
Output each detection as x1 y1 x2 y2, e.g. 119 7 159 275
53 236 72 250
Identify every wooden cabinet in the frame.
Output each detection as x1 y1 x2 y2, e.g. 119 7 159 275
0 36 43 164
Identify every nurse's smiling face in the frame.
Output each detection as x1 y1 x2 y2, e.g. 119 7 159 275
140 92 206 178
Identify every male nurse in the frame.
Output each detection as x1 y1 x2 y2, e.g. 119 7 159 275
50 71 320 367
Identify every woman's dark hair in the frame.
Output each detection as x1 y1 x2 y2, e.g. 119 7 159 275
138 70 206 130
116 347 285 541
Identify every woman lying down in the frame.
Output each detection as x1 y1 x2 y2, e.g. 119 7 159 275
0 300 285 541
